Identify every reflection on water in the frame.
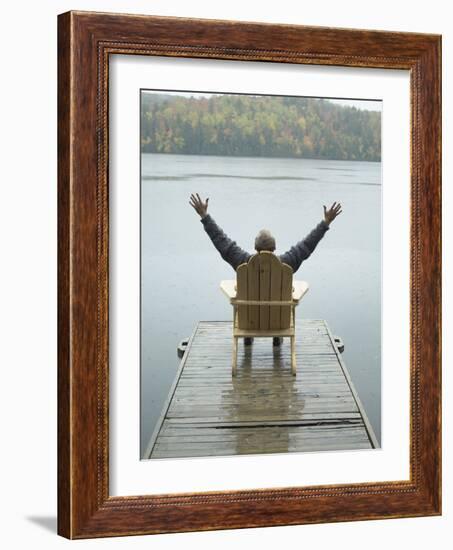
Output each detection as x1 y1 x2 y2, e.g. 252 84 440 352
226 347 296 454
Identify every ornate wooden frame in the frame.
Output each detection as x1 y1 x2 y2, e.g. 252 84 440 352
57 10 441 539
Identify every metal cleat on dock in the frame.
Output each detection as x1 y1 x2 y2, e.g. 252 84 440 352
333 335 344 353
177 338 189 358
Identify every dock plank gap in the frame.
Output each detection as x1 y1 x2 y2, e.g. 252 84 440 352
145 320 379 459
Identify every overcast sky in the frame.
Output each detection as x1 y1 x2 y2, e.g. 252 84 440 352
142 89 382 112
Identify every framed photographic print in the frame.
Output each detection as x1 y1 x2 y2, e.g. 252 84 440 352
58 11 441 539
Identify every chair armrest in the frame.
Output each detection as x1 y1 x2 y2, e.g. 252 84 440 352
220 280 237 301
292 280 309 303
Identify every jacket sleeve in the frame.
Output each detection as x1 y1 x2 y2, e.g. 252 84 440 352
279 220 330 273
200 214 250 271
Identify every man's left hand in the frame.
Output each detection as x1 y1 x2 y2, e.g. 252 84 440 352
189 193 209 219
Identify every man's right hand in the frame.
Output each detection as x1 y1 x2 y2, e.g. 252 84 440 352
189 193 209 219
323 201 342 225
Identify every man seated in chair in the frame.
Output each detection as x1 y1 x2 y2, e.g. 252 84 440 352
189 193 342 346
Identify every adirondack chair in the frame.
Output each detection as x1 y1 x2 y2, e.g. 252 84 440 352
220 251 309 377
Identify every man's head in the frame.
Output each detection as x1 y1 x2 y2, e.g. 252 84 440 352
255 229 276 252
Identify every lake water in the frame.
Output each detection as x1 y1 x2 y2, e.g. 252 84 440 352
141 153 381 456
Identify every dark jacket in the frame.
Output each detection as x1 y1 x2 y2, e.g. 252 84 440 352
200 214 330 272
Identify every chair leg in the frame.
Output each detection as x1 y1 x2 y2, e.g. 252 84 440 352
232 337 238 376
290 335 296 376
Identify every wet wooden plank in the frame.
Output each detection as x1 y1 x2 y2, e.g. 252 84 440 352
146 320 378 459
151 439 372 458
162 412 363 425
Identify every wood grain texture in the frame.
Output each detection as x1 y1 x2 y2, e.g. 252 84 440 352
236 263 249 328
57 10 441 539
57 11 71 538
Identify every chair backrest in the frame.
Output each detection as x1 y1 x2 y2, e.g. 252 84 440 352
236 251 293 330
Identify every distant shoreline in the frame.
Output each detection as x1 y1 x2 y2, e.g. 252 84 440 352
141 151 382 164
141 93 381 162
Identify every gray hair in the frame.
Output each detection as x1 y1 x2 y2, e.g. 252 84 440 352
255 229 276 252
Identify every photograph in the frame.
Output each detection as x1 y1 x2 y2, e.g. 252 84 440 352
140 89 382 459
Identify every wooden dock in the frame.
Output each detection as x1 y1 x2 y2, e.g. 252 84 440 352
145 320 378 459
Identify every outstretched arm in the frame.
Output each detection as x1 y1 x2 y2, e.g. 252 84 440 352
279 202 342 273
189 193 250 271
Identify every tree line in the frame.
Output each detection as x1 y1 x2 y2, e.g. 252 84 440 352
141 93 381 162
